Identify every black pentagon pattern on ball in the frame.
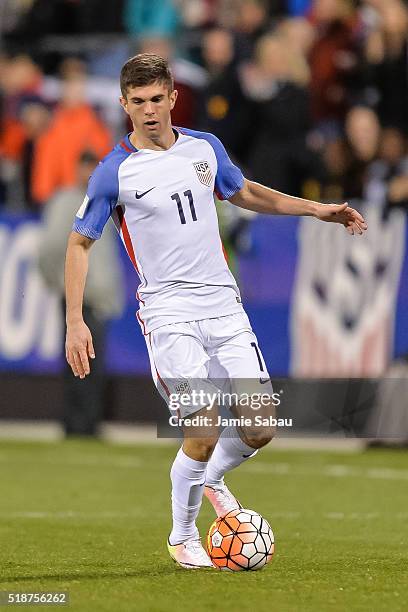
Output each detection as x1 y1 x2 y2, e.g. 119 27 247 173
222 513 269 570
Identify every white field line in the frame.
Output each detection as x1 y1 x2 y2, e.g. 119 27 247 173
1 450 407 482
242 461 408 481
0 510 407 522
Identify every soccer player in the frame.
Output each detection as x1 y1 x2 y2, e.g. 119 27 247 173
65 54 367 569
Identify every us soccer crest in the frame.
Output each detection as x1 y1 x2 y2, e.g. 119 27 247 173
193 161 213 187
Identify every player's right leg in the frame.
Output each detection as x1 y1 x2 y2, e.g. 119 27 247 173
167 402 219 569
145 322 221 569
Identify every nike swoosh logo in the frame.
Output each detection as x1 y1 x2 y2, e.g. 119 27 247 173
135 187 155 199
259 378 270 384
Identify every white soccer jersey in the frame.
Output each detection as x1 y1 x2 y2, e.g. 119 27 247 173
73 127 245 334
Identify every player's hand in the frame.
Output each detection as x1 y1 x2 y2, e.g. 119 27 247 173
314 202 367 235
65 320 95 379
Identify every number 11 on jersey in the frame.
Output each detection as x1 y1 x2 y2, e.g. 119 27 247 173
171 190 197 224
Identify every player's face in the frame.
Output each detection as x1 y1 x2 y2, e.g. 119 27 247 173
120 81 178 139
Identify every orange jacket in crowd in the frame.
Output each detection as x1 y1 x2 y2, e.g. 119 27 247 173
0 117 26 161
32 103 111 204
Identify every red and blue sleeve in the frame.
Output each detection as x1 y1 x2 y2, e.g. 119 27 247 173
72 148 128 239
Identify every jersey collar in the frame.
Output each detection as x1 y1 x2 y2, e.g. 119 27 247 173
123 128 181 153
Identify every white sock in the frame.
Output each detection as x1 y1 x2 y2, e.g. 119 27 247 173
169 447 207 545
205 426 258 488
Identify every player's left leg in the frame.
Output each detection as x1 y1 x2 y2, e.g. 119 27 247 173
203 312 276 516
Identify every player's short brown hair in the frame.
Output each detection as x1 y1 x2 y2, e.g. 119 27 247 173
120 54 174 97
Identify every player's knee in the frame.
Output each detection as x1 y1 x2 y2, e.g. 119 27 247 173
240 427 276 450
183 436 218 461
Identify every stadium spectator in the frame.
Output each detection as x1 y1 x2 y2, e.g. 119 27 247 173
342 105 381 200
276 15 316 58
241 32 320 194
308 0 359 127
18 98 52 209
0 56 48 208
227 0 273 62
342 106 381 200
31 75 111 204
41 56 125 140
0 54 43 118
37 151 124 437
197 27 252 162
316 105 381 204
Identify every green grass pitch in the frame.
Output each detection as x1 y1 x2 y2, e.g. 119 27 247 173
0 440 407 611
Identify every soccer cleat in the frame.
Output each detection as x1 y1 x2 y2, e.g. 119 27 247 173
167 537 213 569
204 484 242 517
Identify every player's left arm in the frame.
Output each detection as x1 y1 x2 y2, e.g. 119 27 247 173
229 178 367 235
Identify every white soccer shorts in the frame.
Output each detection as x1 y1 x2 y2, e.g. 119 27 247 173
145 311 273 418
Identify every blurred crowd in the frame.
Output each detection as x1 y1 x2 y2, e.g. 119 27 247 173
1 0 408 439
1 0 408 214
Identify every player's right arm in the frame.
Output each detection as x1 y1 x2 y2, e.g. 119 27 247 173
64 150 122 378
65 231 95 379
